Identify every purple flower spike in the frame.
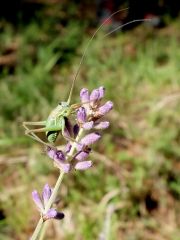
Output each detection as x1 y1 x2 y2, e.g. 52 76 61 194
90 89 100 102
43 208 58 220
80 88 89 103
80 132 101 146
98 86 105 99
82 121 94 130
98 101 113 116
75 161 92 170
77 107 86 123
42 184 52 206
32 191 44 212
94 121 110 129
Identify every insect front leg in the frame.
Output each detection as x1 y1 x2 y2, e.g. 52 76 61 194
23 121 46 126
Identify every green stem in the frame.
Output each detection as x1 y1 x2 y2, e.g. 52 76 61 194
30 127 84 240
45 171 65 212
30 218 43 240
39 219 48 240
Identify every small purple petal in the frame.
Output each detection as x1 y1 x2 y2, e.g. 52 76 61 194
82 121 94 130
80 132 101 146
42 184 52 206
90 89 100 102
94 121 109 129
54 150 65 162
32 190 44 212
75 150 91 161
46 147 56 159
98 101 113 115
75 161 92 170
75 143 84 151
43 208 58 220
54 161 71 173
65 142 72 153
98 86 105 99
77 107 86 123
80 88 89 103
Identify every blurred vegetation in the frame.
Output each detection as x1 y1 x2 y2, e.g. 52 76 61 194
0 1 180 240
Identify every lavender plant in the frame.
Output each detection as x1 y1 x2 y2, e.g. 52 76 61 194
30 86 113 239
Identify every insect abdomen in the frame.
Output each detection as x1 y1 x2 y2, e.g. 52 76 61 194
46 131 59 143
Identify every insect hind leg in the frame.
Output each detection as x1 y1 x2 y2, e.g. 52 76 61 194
23 123 53 148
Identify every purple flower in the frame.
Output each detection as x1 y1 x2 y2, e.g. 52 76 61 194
98 86 105 100
43 208 64 221
80 88 89 103
94 121 109 129
32 184 64 221
90 89 100 102
75 148 91 161
98 101 113 116
32 191 44 212
43 209 64 221
43 209 58 220
54 150 65 162
42 184 52 206
77 107 86 123
82 121 94 130
46 147 71 173
75 161 92 170
47 146 56 159
55 162 71 173
80 133 101 146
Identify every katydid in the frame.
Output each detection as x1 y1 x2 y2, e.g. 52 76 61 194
23 10 150 147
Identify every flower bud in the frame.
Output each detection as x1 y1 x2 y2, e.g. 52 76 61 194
98 86 105 99
98 101 113 115
90 89 100 102
94 121 109 129
75 161 92 170
80 133 101 146
75 149 91 161
77 107 86 123
32 191 44 212
42 184 52 206
80 88 89 103
43 208 58 220
82 121 94 130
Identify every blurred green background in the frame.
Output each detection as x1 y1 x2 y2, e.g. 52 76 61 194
0 1 180 239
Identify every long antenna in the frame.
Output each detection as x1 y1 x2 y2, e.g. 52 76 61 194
67 10 152 104
104 18 152 37
67 8 128 104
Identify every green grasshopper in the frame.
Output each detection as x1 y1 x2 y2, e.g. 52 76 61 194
23 10 149 147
